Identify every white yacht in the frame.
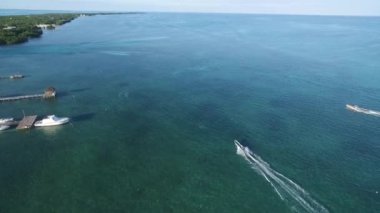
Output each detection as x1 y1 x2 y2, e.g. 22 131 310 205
34 115 70 127
0 125 10 131
0 118 14 124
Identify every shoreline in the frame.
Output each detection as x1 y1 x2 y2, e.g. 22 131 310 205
0 12 140 46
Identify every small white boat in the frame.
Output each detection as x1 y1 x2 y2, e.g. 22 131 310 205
10 75 24 79
346 104 380 117
346 104 360 112
234 140 253 156
34 115 70 127
0 125 10 131
0 118 14 124
234 140 245 151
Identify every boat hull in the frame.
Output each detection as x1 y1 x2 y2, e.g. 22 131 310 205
0 118 14 124
0 125 10 131
34 118 70 127
346 104 359 111
234 140 245 151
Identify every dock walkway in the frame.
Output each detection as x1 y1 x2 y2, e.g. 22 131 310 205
16 115 37 130
0 87 56 103
0 94 43 102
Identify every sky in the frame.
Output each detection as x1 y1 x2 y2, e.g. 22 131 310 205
1 0 380 16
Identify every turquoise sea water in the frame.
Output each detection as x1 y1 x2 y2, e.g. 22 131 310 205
1 12 380 212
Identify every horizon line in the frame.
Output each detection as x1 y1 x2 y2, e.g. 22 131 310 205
1 8 379 18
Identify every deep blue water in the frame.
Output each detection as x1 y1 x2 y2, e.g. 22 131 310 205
0 11 380 212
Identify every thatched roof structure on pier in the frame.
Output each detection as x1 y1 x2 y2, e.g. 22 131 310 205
43 87 56 98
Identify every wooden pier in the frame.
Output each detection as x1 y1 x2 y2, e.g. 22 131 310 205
16 115 37 130
0 87 56 102
0 94 43 102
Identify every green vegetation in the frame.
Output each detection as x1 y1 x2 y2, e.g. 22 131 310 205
0 14 80 45
0 12 143 46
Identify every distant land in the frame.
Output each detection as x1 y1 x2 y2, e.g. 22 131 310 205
0 12 140 45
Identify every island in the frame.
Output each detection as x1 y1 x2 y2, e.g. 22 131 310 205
0 12 140 45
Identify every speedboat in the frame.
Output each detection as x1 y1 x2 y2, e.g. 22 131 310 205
0 118 14 124
9 75 24 79
0 125 10 131
34 115 70 127
234 140 245 151
346 104 360 112
234 140 253 156
346 104 380 117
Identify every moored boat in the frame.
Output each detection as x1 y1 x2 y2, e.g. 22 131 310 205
0 125 10 131
0 118 14 124
34 115 70 127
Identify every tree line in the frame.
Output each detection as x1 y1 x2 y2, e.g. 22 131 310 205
0 14 80 45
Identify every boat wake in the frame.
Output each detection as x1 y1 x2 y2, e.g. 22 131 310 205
102 51 131 56
346 104 380 117
234 140 328 213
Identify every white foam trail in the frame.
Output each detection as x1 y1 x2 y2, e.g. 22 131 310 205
121 36 169 43
101 51 131 56
346 105 380 117
235 141 328 213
